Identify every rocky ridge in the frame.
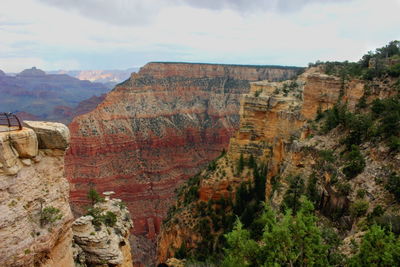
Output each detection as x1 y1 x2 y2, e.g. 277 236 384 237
66 62 302 265
0 121 74 267
157 64 400 263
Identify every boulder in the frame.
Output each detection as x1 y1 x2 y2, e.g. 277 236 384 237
24 121 70 150
9 128 38 158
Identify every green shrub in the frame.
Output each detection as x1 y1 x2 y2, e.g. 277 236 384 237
349 224 400 266
103 211 117 227
40 206 62 227
356 189 366 199
388 135 400 152
386 172 400 201
281 175 305 214
342 145 365 179
87 188 104 205
350 200 369 218
336 182 352 196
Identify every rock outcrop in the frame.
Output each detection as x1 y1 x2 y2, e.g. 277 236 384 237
72 196 133 267
0 122 74 267
66 62 302 265
157 57 400 265
156 66 368 261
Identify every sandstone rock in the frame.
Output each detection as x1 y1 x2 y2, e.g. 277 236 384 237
166 258 186 267
24 121 70 149
9 128 38 158
21 158 32 166
0 132 20 171
72 199 134 267
0 123 74 267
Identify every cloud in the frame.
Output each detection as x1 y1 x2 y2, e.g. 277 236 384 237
1 0 399 72
36 0 353 26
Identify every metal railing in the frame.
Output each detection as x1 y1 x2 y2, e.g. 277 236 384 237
0 113 23 131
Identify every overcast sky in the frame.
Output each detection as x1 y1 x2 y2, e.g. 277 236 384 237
1 0 399 72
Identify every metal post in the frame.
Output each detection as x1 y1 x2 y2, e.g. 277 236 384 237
13 114 22 130
5 113 11 128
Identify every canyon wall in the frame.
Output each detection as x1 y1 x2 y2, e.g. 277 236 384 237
0 121 74 267
65 62 302 265
157 67 367 262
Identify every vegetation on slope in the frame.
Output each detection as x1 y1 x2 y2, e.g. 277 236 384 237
160 41 400 266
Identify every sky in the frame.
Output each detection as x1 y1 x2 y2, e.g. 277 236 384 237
1 0 399 72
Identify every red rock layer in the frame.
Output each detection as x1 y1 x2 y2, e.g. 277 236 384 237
65 62 301 265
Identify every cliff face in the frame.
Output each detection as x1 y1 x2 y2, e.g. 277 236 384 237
65 62 301 265
157 58 400 264
229 67 365 180
0 121 74 267
157 67 369 262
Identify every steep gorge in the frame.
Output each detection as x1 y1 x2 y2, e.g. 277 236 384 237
157 59 400 264
65 62 302 264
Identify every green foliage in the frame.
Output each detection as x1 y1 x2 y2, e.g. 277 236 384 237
306 173 321 206
350 200 369 218
86 207 117 227
386 172 400 201
207 160 217 171
87 188 104 205
222 219 259 267
223 199 332 266
342 145 366 179
237 153 245 174
40 206 62 227
356 189 367 199
103 211 117 227
281 175 305 214
388 136 400 152
315 41 400 80
175 242 187 259
336 182 352 196
349 224 400 266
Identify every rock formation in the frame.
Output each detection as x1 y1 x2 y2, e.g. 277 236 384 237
157 61 400 263
0 121 74 267
66 62 302 265
72 196 133 267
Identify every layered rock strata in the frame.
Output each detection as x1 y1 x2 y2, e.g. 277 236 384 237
66 62 302 265
0 121 74 267
229 67 364 179
157 67 366 261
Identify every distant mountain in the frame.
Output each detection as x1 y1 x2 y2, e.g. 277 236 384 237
0 67 110 123
48 68 138 88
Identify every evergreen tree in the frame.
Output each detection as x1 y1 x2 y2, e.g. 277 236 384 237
87 188 104 206
349 225 400 266
281 175 305 214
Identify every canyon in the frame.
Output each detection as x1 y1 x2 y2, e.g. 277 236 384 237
157 61 400 264
65 62 302 265
0 67 109 123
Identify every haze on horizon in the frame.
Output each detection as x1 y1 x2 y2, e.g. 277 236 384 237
1 0 399 73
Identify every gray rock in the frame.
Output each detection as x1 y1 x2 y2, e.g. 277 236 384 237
24 121 70 150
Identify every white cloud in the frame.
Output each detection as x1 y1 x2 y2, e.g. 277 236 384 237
0 0 399 72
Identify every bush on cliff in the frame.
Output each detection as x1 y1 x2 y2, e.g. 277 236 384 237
87 188 104 205
349 225 400 266
40 206 62 227
222 198 335 267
